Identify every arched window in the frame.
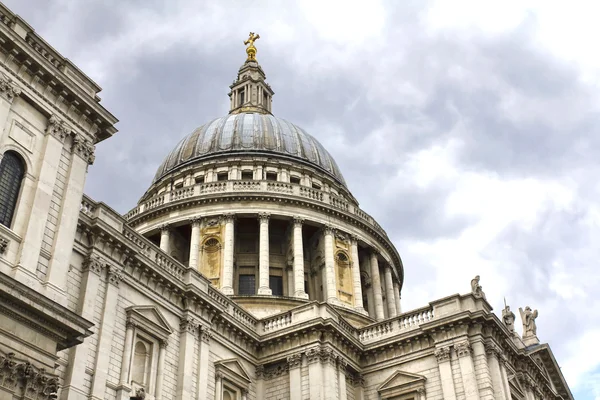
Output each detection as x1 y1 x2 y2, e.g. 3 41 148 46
0 151 25 227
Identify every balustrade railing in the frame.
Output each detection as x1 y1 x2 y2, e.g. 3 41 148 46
262 311 293 333
358 306 435 343
125 180 386 236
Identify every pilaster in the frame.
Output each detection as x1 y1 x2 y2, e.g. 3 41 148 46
455 340 481 400
177 315 199 399
90 265 123 400
434 346 457 400
306 347 323 400
196 325 212 400
288 353 303 400
0 74 21 141
485 343 508 400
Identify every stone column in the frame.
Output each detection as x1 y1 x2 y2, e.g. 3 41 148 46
383 264 397 318
0 76 20 141
257 212 272 295
434 346 457 400
393 280 402 314
370 252 385 321
323 226 337 303
159 224 171 254
472 339 494 399
353 375 365 400
176 316 198 399
288 353 303 400
221 214 235 295
241 389 248 400
116 321 136 399
61 257 103 399
349 236 364 312
306 347 323 400
188 217 202 269
196 326 212 400
455 340 481 400
499 355 512 400
91 266 123 400
293 217 308 298
485 343 508 400
337 358 348 400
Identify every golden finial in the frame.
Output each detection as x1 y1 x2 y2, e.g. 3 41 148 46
244 32 260 61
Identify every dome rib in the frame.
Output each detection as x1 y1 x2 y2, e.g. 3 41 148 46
153 113 347 186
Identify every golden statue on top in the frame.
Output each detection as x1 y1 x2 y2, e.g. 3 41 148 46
244 32 260 61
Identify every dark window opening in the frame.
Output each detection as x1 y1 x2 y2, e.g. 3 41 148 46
312 183 321 190
195 175 205 184
266 172 277 181
269 275 283 296
290 176 301 184
0 151 25 227
304 280 309 295
241 171 253 180
239 274 256 295
174 182 183 189
217 172 228 181
239 90 245 106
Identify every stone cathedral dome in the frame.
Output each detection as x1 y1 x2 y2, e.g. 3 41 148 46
153 113 347 187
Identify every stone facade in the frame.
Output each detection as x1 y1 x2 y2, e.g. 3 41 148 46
0 4 573 400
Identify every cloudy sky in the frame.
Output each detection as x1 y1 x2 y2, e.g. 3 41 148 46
8 0 600 398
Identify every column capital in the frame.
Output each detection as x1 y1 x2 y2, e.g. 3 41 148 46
159 223 172 233
82 255 105 276
72 133 96 164
199 325 212 343
455 340 472 358
287 353 302 369
305 347 321 364
434 346 451 363
255 365 265 379
292 216 304 226
337 357 348 372
125 320 137 330
0 74 21 102
190 217 202 227
370 249 380 257
106 265 123 287
484 342 503 358
222 213 236 223
46 114 72 142
159 339 169 349
349 234 359 245
258 212 270 222
323 224 335 235
179 316 199 334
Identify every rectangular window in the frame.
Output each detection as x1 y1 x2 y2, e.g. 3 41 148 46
290 176 301 184
174 182 183 189
266 172 277 181
270 275 283 296
239 274 256 295
312 183 321 190
239 90 245 106
217 172 228 181
241 171 253 180
195 175 205 184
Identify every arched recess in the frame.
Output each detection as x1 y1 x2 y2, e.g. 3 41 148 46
335 251 353 305
200 236 222 287
0 150 26 228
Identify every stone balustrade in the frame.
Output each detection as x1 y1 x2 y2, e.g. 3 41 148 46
124 180 386 236
358 305 435 343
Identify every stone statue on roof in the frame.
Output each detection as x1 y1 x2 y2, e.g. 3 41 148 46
519 306 538 338
470 275 486 299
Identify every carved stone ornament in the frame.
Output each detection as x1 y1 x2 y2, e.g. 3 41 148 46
323 224 335 235
0 351 59 400
255 365 265 379
484 342 503 358
180 316 199 334
106 265 123 286
0 237 8 254
82 255 104 276
0 74 22 101
292 216 304 226
190 217 202 226
258 212 270 222
455 340 472 358
287 353 302 369
320 348 337 366
159 223 171 233
199 326 212 343
434 346 451 363
263 363 289 380
72 134 96 164
45 115 72 142
334 230 348 242
305 347 321 364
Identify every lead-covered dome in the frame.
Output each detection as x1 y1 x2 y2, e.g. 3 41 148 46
153 113 347 186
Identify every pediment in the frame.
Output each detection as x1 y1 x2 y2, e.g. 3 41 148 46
378 370 426 399
126 305 173 339
215 359 252 388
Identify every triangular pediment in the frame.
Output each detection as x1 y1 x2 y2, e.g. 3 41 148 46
378 370 426 398
215 359 252 385
126 305 173 339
